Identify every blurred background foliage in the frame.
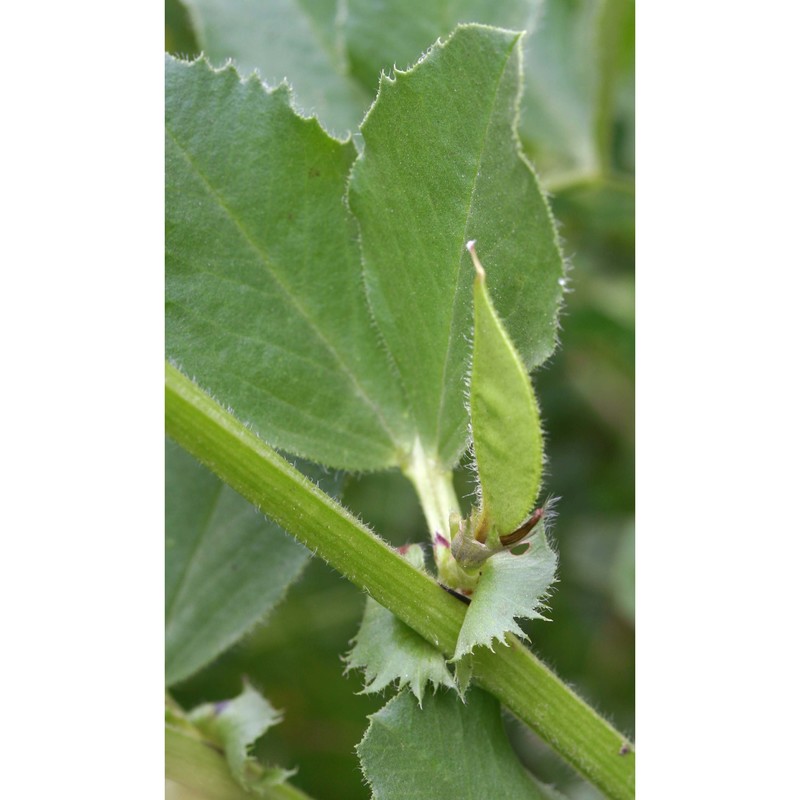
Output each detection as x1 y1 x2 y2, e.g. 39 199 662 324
166 1 634 797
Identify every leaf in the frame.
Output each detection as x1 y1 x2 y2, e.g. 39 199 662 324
166 0 200 57
181 0 370 136
345 545 456 704
165 439 314 685
166 55 414 471
454 531 557 660
593 0 635 176
348 24 565 469
342 0 633 184
357 688 551 799
468 241 543 539
519 0 635 183
188 682 292 794
343 0 534 93
166 28 565 476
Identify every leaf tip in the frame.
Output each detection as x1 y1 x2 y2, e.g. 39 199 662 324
465 239 485 280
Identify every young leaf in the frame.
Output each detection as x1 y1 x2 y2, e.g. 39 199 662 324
345 545 456 704
188 682 292 794
181 0 370 136
358 688 553 799
348 24 564 469
468 240 543 540
166 56 413 471
165 439 316 686
454 531 557 660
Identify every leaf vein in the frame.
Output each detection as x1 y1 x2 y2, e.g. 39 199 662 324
166 123 407 456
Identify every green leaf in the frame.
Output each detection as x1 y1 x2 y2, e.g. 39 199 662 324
348 24 564 469
520 0 635 184
166 55 413 471
166 0 200 57
181 0 370 136
343 0 534 94
357 688 551 799
520 0 599 178
593 0 634 176
188 682 292 794
454 531 557 660
345 545 456 704
165 439 313 685
342 0 633 185
468 241 543 539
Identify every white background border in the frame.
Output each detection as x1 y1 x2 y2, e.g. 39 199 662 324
2 1 799 796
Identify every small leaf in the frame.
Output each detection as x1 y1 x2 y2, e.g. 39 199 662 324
454 654 474 697
345 545 456 705
348 24 565 469
358 688 552 799
454 531 557 660
165 439 317 685
468 240 543 541
189 682 291 794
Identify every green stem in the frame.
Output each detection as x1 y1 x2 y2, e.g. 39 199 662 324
402 435 460 541
165 364 634 800
402 437 476 589
473 642 634 799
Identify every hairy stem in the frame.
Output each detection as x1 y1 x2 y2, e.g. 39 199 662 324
165 363 634 800
402 436 475 588
403 435 460 541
